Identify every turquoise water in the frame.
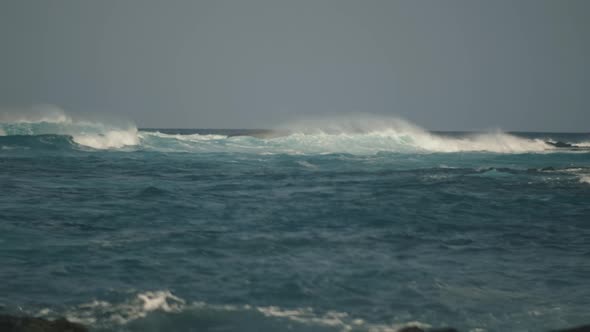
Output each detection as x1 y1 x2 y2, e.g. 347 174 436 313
1 119 589 332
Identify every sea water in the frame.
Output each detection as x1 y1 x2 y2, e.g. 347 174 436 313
0 113 589 332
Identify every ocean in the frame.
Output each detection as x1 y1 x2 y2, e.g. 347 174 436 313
1 115 589 332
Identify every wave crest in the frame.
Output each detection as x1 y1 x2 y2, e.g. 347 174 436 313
71 128 139 149
137 128 552 154
0 111 575 154
0 107 139 149
277 116 552 153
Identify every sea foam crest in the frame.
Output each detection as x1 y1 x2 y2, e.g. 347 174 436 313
277 117 552 153
136 117 553 154
0 109 565 153
0 106 139 149
71 128 139 149
579 175 590 184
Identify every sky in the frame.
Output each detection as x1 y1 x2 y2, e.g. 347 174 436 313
1 0 589 131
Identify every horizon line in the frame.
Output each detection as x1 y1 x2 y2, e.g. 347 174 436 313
138 127 590 134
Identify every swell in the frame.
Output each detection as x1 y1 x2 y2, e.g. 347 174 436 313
0 134 79 151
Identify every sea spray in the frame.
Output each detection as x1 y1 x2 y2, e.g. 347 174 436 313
0 110 573 153
0 106 139 149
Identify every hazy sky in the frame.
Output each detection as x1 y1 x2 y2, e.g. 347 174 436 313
1 0 589 131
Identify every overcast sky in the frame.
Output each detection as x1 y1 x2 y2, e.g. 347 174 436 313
1 0 588 131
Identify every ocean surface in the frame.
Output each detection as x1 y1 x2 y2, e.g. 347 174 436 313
1 114 589 332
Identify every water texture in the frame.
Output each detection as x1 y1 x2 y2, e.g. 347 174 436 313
1 114 589 332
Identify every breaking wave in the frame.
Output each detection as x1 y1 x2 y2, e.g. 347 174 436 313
137 129 554 154
1 109 587 154
0 106 138 149
33 290 433 332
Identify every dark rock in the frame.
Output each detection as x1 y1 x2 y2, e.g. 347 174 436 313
398 327 426 332
397 325 590 332
546 141 573 148
0 315 88 332
398 327 459 332
552 325 590 332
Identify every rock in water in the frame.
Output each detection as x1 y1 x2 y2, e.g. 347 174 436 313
545 141 574 148
552 326 590 332
0 315 88 332
398 327 459 332
398 327 425 332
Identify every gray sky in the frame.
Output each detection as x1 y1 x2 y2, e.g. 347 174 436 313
1 0 589 131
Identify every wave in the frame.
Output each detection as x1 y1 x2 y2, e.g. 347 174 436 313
138 129 555 154
1 109 587 154
0 134 80 151
33 290 433 332
0 107 138 149
0 122 138 150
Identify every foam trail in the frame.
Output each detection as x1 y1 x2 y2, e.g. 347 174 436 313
36 290 433 332
140 131 227 141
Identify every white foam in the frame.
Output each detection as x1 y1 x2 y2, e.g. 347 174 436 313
219 116 553 154
60 290 186 325
564 168 585 173
140 131 227 141
1 110 569 154
255 305 430 331
39 290 433 332
250 130 550 154
0 106 140 149
296 160 318 169
72 128 139 149
541 167 590 184
257 306 349 327
137 290 185 312
141 130 551 154
416 131 550 153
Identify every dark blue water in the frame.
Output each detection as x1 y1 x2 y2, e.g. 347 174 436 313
1 121 589 332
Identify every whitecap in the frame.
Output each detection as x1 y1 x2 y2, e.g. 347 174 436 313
72 128 139 149
0 107 140 149
36 290 434 332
